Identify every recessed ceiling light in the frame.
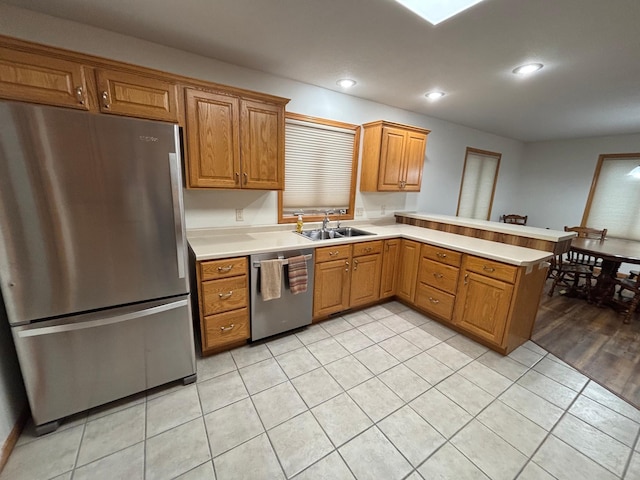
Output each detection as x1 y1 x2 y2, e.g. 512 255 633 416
425 91 445 100
337 79 356 88
394 0 484 25
512 63 544 75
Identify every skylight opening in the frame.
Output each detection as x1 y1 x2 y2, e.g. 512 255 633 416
394 0 485 26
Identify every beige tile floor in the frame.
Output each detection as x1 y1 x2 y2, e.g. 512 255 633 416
3 301 640 480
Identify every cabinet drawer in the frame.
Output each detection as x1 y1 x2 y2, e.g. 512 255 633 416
200 257 247 280
204 308 250 350
421 244 462 267
353 240 383 257
415 283 455 321
202 276 248 315
465 256 517 283
316 244 351 263
418 258 459 295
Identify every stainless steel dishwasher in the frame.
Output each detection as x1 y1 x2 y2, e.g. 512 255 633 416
250 248 314 341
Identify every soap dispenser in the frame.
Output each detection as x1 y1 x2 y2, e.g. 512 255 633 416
296 214 304 233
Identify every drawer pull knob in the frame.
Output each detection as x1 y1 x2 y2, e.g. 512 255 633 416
436 252 447 258
101 91 110 109
329 251 339 256
235 172 240 183
353 259 358 271
217 265 233 272
464 273 469 285
219 291 233 299
75 86 85 105
243 172 248 184
433 273 444 279
220 324 235 332
428 297 440 304
364 247 372 252
345 261 349 272
483 266 496 272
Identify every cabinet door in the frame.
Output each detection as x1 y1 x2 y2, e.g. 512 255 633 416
313 258 351 318
377 126 406 191
401 131 427 191
0 47 90 110
396 239 421 304
185 88 240 188
240 99 284 190
95 69 178 121
380 239 400 298
454 271 513 346
350 253 382 307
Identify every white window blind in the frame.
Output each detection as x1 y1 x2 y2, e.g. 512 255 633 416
585 156 640 240
283 118 356 215
457 149 500 220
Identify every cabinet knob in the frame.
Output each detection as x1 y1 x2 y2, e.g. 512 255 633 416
428 297 440 304
75 86 85 105
220 324 235 332
218 291 233 299
243 172 248 184
101 91 110 109
483 265 496 272
329 251 339 257
464 273 469 285
217 265 233 273
353 259 358 271
364 247 372 252
436 252 447 258
433 272 444 279
345 261 349 272
235 172 240 184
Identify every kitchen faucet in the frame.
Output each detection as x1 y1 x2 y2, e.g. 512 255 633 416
322 209 335 231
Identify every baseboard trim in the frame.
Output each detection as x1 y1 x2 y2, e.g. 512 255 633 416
0 408 28 474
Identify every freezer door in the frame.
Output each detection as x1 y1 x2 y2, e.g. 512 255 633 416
0 101 188 324
12 296 196 427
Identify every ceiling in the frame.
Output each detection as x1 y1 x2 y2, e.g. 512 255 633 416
5 0 640 142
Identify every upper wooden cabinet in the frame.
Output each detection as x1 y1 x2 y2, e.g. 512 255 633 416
184 87 286 189
0 46 91 110
360 121 429 192
95 69 179 122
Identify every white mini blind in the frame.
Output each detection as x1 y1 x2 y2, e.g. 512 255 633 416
283 118 356 214
585 156 640 240
457 150 500 220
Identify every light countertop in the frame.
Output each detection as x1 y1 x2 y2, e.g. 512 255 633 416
395 212 574 242
187 221 553 267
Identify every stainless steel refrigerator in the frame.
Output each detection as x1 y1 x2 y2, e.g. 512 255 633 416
0 100 196 435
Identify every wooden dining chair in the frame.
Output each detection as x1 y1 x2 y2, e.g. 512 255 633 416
547 252 595 300
607 275 640 323
564 226 607 269
501 214 527 225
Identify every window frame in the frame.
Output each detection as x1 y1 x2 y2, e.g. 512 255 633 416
455 147 502 221
581 152 640 239
278 112 361 224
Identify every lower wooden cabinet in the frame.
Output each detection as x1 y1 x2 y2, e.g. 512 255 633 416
313 257 351 318
380 239 400 299
350 241 383 307
396 239 421 304
196 256 250 355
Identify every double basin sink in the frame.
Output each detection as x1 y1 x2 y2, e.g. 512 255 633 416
295 226 375 241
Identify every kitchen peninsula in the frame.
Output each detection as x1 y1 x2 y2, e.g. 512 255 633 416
188 218 562 357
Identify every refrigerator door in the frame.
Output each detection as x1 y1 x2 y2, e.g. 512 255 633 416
12 295 196 426
0 101 188 325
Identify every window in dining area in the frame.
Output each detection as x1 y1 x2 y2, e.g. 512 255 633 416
278 113 360 224
456 147 501 220
582 153 640 240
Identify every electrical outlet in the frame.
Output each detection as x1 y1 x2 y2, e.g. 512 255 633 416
381 205 386 215
235 208 244 222
356 207 363 217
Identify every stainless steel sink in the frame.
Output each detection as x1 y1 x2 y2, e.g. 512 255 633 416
295 226 375 241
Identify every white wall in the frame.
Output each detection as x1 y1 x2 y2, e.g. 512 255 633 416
515 133 640 230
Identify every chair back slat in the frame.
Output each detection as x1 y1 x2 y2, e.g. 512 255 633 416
501 214 527 225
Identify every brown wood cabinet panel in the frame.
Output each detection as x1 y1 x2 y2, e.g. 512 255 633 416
464 256 517 283
240 99 284 190
203 308 250 350
350 252 382 307
200 256 247 281
396 239 421 303
352 240 383 257
380 239 400 299
315 244 351 263
313 258 351 317
0 47 90 109
418 258 459 295
454 271 513 345
378 126 407 191
420 244 462 268
402 131 427 191
202 276 248 316
185 88 240 188
95 69 178 121
415 283 456 321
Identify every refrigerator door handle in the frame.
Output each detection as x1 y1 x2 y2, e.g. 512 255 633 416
169 150 186 279
17 299 188 338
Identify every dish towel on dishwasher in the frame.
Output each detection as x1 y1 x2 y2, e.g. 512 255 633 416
288 255 308 294
261 259 283 301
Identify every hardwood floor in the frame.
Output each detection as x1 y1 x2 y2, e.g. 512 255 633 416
533 280 640 409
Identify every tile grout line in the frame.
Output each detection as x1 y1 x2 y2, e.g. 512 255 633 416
619 416 640 479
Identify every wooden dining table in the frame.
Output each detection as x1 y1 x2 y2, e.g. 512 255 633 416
570 237 640 304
